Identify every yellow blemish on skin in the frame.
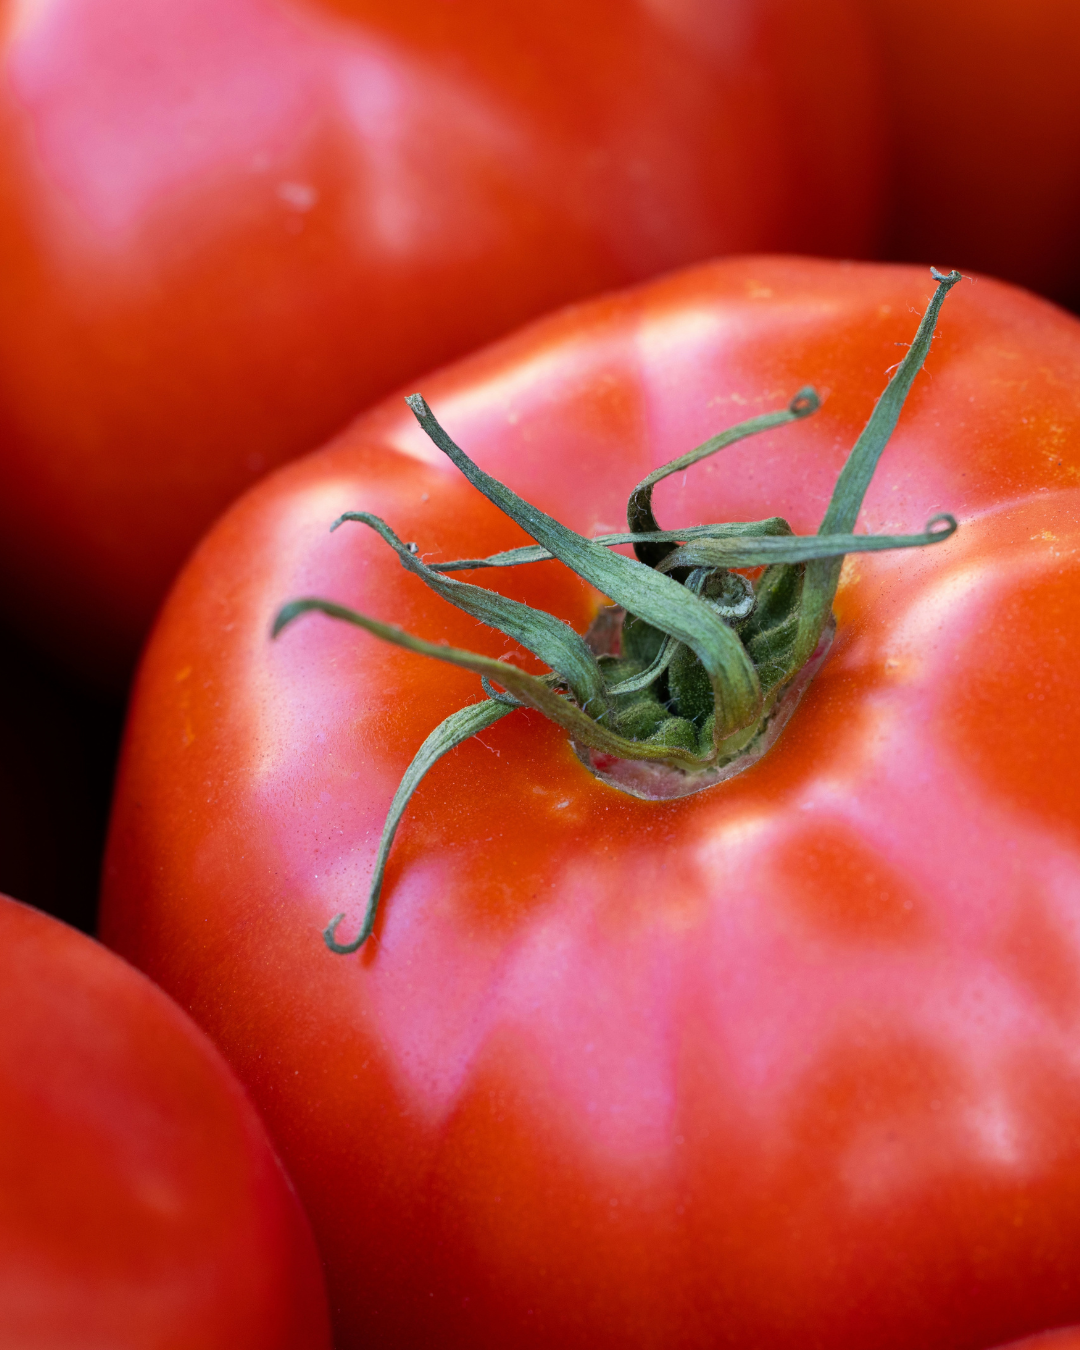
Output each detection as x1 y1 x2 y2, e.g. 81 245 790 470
1031 531 1058 542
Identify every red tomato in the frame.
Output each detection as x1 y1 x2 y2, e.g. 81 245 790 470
0 893 331 1348
101 257 1080 1348
0 0 880 685
990 1334 1080 1350
0 624 121 931
861 0 1080 308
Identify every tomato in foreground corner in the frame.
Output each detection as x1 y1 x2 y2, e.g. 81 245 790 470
0 894 331 1348
102 257 1080 1349
0 0 881 685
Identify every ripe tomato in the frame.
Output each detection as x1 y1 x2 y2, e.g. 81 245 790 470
102 257 1080 1348
0 0 880 685
991 1335 1080 1350
0 893 331 1348
861 0 1080 308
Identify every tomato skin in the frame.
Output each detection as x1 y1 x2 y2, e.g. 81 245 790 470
0 0 880 684
997 1336 1080 1350
0 894 331 1348
102 257 1080 1348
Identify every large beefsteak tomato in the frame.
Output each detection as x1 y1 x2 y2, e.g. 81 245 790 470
102 257 1080 1348
0 0 880 684
0 893 331 1348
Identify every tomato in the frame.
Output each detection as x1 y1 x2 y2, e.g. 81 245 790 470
0 892 331 1348
991 1335 1080 1350
0 0 880 686
861 0 1080 308
101 256 1080 1348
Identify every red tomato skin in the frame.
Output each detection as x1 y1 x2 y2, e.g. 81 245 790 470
101 257 1080 1348
0 894 332 1348
0 0 880 684
861 0 1080 308
991 1336 1080 1350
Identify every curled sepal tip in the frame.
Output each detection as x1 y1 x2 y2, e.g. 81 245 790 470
323 912 359 955
654 513 957 573
322 697 516 953
272 598 316 639
626 385 820 569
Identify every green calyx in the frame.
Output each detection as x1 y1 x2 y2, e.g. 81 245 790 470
273 267 963 952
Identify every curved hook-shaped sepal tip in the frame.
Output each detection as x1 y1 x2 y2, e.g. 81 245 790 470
272 598 320 639
926 512 958 540
789 386 820 418
323 912 368 955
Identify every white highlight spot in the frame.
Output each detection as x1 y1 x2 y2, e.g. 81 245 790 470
276 180 318 211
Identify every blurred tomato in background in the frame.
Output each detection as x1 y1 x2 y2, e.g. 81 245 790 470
862 0 1080 307
0 0 882 687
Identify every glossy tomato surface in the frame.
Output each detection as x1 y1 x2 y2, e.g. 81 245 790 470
0 0 880 684
102 258 1080 1348
990 1333 1080 1350
861 0 1080 307
0 893 331 1348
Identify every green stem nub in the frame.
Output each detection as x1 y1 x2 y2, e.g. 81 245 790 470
272 268 963 951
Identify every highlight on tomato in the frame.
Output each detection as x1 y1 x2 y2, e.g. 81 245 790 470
0 0 882 685
0 894 331 1349
102 256 1080 1348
